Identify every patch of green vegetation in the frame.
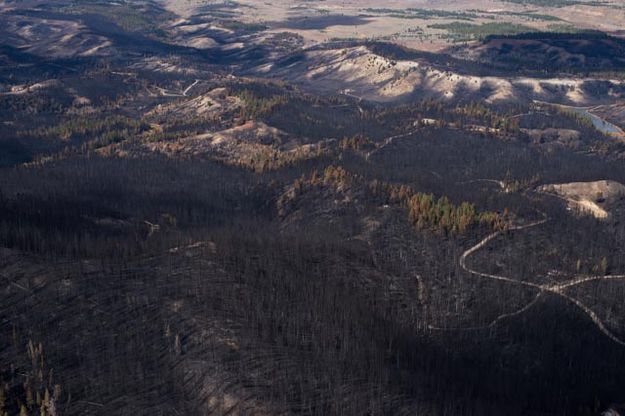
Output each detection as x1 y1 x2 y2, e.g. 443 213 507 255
329 37 362 43
502 0 601 7
220 21 268 32
20 115 150 150
294 166 507 235
202 11 237 18
364 8 561 23
545 23 590 33
407 8 480 20
429 22 535 41
491 11 562 21
364 8 480 21
197 0 243 19
61 1 171 36
231 87 289 120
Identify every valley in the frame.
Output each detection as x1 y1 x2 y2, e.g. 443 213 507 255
2 1 625 415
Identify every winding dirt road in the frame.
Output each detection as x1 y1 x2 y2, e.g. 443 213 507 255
182 79 200 96
365 129 420 160
459 213 625 347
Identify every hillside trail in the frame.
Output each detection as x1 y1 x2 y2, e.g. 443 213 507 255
363 129 443 180
458 209 625 346
365 130 420 160
182 79 200 96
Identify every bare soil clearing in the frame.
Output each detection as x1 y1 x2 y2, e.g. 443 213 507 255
538 180 625 219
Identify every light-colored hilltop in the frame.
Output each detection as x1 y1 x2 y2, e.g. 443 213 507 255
257 45 625 104
0 13 115 58
148 88 243 118
538 180 625 219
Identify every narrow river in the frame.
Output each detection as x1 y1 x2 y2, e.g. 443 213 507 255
564 106 625 136
535 101 625 137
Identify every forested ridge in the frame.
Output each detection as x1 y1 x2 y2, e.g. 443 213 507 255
3 93 625 414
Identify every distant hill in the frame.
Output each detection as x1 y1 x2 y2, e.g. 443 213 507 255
456 32 625 73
